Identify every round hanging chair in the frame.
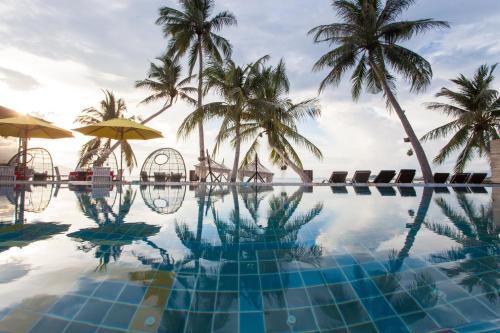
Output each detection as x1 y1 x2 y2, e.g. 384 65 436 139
141 185 186 215
8 147 54 180
140 148 186 182
76 148 118 175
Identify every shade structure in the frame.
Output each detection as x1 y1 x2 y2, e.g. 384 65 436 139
0 114 73 180
73 118 163 179
0 115 73 139
238 158 274 183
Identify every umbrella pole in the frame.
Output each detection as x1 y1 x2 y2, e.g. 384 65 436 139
22 135 28 180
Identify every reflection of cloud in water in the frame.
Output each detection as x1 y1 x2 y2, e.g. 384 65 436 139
0 261 31 283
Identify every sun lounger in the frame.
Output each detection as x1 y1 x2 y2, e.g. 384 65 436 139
168 173 183 182
0 166 16 182
467 173 487 184
327 171 348 183
398 187 417 197
470 187 488 194
433 187 450 194
354 186 371 195
449 173 471 184
154 172 167 182
433 173 450 184
373 170 396 183
352 170 371 183
33 172 48 181
331 186 348 194
140 171 149 182
376 186 396 196
395 169 416 184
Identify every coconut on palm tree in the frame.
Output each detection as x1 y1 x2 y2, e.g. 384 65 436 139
422 64 500 172
75 90 137 170
309 0 449 183
239 60 323 183
156 0 237 162
177 57 267 182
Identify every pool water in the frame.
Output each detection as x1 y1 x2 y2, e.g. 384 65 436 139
0 184 498 333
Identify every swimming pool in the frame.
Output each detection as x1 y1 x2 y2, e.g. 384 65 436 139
0 184 498 332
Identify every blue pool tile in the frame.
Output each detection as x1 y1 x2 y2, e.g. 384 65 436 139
219 262 238 275
452 297 498 322
102 303 136 329
280 272 303 288
259 260 279 274
166 289 192 310
49 294 87 319
361 261 387 277
240 312 264 333
386 291 422 314
184 312 213 333
213 312 238 332
328 283 358 303
351 253 376 264
92 281 124 301
262 290 286 310
338 300 371 325
435 280 470 302
74 298 113 325
289 308 319 332
455 321 499 333
260 273 282 290
96 328 123 333
64 321 97 333
335 254 357 266
240 261 258 274
402 257 429 270
158 310 187 333
263 310 290 333
284 288 310 308
371 275 402 294
306 286 335 306
214 292 239 312
348 322 378 333
476 293 500 315
321 268 346 284
427 304 468 328
374 316 410 333
340 265 367 281
218 275 238 291
351 279 381 298
29 315 69 333
190 291 217 312
301 270 325 286
74 278 100 296
402 312 439 332
240 274 260 291
314 305 345 330
240 291 262 312
361 296 396 319
195 275 218 291
117 284 146 304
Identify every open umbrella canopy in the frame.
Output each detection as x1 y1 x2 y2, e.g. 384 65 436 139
73 118 163 140
0 106 19 119
0 114 73 139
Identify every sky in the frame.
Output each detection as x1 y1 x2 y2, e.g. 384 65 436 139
1 0 500 180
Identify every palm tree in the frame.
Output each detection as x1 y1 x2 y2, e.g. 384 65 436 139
177 57 267 182
156 0 237 162
309 0 449 183
239 60 323 182
422 65 500 172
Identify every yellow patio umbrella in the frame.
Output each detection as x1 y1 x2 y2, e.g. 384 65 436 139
73 118 163 177
0 114 74 178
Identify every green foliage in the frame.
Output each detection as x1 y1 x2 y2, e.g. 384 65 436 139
309 0 449 98
422 65 500 172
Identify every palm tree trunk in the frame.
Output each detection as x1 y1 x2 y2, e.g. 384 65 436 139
95 102 173 166
197 41 206 162
370 62 433 183
230 121 241 182
271 144 311 183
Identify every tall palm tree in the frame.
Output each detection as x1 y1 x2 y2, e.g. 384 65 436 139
309 0 449 183
156 0 237 162
75 90 137 170
239 60 323 182
177 57 267 182
422 65 500 172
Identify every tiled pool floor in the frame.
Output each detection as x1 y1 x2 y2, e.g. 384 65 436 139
0 185 498 332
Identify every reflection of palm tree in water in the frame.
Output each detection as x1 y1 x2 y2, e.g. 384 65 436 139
71 187 160 271
425 193 499 300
